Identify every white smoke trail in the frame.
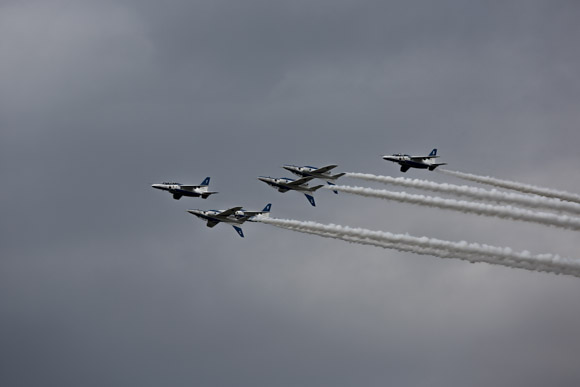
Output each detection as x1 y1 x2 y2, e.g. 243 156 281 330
346 172 580 216
255 217 580 278
325 185 580 231
439 169 580 204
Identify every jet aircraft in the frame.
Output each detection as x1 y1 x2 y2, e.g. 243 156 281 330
187 203 272 238
258 176 324 206
383 149 447 172
151 177 218 200
282 164 345 194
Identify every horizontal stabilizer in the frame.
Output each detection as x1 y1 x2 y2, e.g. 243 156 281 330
428 163 447 171
201 191 218 199
330 172 346 180
327 182 338 194
310 185 324 192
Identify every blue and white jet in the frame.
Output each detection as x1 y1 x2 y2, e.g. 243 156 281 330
187 203 272 238
258 176 324 206
151 177 218 200
383 149 447 173
282 164 345 194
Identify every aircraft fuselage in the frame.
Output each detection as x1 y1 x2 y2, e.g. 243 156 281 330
152 184 207 197
382 150 446 172
188 209 246 225
152 177 217 200
258 176 318 193
383 155 434 169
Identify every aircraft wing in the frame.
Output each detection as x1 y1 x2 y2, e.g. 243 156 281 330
216 207 244 218
286 176 315 186
206 219 220 228
311 165 338 174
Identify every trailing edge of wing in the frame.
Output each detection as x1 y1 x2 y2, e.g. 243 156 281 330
311 165 337 174
217 207 244 217
287 176 315 186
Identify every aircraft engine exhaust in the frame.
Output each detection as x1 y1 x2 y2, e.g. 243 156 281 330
323 185 580 232
438 169 580 204
254 217 580 278
346 172 580 216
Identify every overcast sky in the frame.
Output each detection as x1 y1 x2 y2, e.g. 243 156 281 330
2 1 580 386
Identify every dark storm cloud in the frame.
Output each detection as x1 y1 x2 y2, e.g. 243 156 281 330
2 1 580 386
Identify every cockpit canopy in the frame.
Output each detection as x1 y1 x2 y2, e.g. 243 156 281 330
162 182 181 185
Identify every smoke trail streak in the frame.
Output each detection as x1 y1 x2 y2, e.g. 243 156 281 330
270 224 459 258
255 217 580 278
325 185 580 231
439 169 580 204
346 172 580 216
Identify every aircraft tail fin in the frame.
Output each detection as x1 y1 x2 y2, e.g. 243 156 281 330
327 182 338 194
304 194 316 207
232 226 244 238
429 149 437 157
262 203 272 212
200 177 211 186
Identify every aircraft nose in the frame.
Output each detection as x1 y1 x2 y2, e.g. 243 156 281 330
151 184 163 190
258 177 268 182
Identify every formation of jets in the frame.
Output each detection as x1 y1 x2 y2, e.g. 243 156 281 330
382 148 447 173
153 149 446 237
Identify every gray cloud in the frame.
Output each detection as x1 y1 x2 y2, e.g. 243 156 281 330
2 1 580 386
